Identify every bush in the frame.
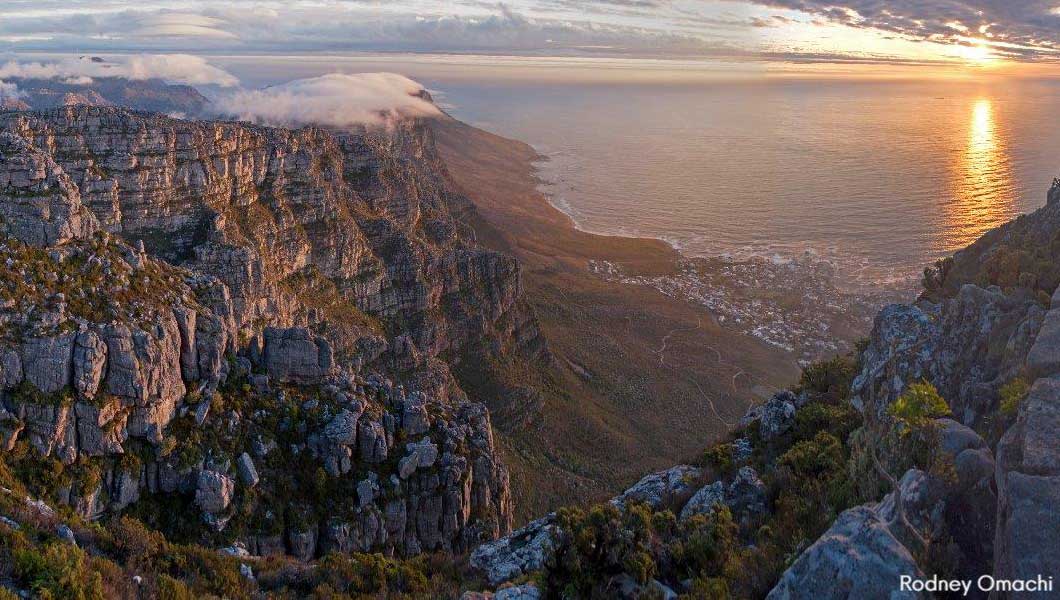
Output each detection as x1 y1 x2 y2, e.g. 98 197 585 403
999 378 1029 417
888 381 951 428
14 543 105 600
797 354 858 402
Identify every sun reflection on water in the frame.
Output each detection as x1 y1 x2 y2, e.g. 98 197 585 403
946 97 1017 249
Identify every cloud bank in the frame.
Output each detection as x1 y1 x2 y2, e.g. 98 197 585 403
754 0 1060 62
0 54 238 87
214 73 441 128
0 2 754 60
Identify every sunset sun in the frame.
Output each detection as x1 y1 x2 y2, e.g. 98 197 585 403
956 41 996 64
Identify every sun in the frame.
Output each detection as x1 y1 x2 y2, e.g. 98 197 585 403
955 41 995 64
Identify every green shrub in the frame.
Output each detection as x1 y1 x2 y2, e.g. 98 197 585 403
999 378 1029 417
889 381 951 429
14 543 105 600
797 354 857 402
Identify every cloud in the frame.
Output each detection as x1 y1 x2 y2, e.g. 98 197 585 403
0 80 22 99
213 73 442 128
0 54 239 87
0 1 755 59
753 1 1060 62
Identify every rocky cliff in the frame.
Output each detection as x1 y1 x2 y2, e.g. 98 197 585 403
0 104 544 564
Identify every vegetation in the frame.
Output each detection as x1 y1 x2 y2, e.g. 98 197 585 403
540 351 865 598
999 377 1029 417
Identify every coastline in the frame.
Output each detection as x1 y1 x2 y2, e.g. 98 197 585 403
525 140 911 363
430 113 801 521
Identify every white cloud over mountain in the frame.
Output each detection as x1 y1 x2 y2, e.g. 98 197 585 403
213 73 441 128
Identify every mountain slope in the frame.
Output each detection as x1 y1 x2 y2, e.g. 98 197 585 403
431 115 799 521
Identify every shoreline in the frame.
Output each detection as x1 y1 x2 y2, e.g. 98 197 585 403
430 114 801 521
527 144 921 296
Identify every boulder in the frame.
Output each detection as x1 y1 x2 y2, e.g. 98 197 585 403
237 453 259 488
399 438 439 479
679 481 724 521
195 470 234 514
324 407 361 446
470 515 555 586
611 465 702 511
767 506 926 599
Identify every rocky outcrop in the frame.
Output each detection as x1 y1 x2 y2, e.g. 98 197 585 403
994 374 1060 593
610 464 702 511
851 284 1041 428
767 505 926 600
0 106 544 378
0 132 97 246
470 515 556 586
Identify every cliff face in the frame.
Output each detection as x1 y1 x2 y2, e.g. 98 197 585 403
0 105 542 560
0 107 541 368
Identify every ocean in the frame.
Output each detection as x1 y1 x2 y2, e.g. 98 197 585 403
434 77 1060 292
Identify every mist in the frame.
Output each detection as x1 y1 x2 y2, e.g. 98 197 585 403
0 54 238 87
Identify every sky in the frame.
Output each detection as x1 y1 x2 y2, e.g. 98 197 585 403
3 1 1060 77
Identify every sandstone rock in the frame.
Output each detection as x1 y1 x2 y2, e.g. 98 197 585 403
399 438 439 479
357 475 379 508
324 407 361 446
195 470 234 514
679 481 724 521
611 465 701 511
0 133 98 246
237 453 259 488
402 391 431 435
0 349 22 390
72 330 106 399
679 466 765 522
358 419 388 463
21 333 75 394
935 418 986 457
470 515 555 586
74 399 126 456
287 527 317 562
1026 287 1060 378
263 327 334 384
994 375 1060 593
767 506 926 600
495 584 543 600
852 286 1041 427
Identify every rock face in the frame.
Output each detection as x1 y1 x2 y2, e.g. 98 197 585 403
470 515 556 586
0 105 528 560
739 390 797 440
0 106 544 374
851 285 1041 428
680 466 765 522
767 506 926 600
610 465 702 511
995 375 1060 592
